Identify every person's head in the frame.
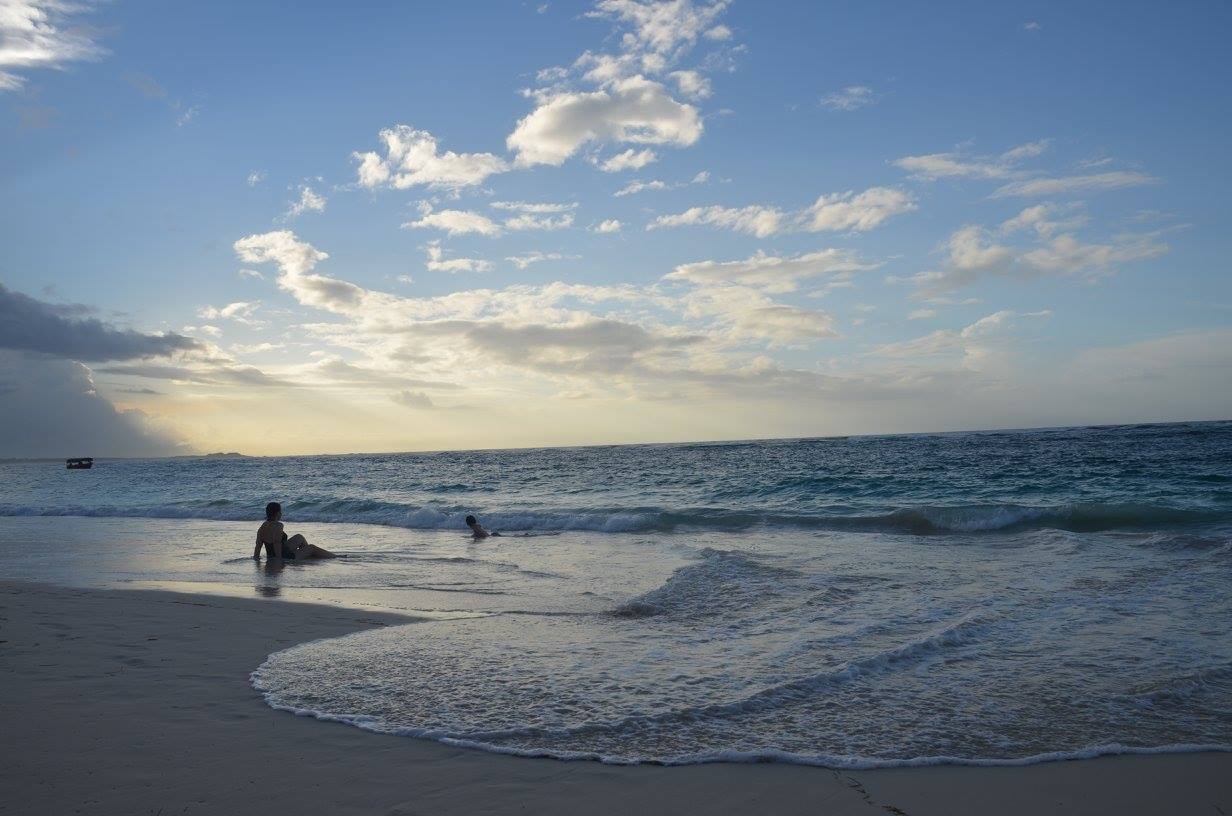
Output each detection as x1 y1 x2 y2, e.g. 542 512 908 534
465 515 477 527
265 502 282 521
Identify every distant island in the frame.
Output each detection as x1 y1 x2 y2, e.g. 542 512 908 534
172 452 249 459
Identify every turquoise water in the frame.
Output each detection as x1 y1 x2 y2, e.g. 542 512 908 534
1 421 1229 766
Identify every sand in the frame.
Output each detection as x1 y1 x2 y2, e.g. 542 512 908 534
0 580 1228 816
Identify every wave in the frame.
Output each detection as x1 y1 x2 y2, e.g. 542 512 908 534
0 498 1224 536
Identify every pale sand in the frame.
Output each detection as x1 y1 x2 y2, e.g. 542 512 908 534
0 581 1228 816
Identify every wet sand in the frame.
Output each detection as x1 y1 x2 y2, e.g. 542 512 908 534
0 580 1228 815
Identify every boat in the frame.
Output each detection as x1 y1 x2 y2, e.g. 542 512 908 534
66 457 94 470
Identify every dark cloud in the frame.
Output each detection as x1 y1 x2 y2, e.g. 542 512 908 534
0 283 200 362
0 353 189 458
96 362 291 387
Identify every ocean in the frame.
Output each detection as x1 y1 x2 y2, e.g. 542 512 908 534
1 421 1229 768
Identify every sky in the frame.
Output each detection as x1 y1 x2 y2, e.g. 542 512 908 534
1 0 1230 457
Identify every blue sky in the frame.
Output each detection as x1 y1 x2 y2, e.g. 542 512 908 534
1 0 1230 456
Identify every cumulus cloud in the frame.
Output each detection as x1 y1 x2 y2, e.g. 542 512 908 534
592 218 623 233
508 75 703 167
246 170 265 187
424 242 493 273
0 283 200 362
284 185 326 219
198 301 262 326
666 249 877 293
354 125 508 190
0 0 108 92
650 187 914 236
0 353 188 457
908 213 1168 294
505 251 579 269
598 147 658 172
402 203 503 237
894 140 1051 181
805 187 916 232
820 85 876 111
489 200 577 213
234 230 367 312
587 0 731 59
648 204 787 237
669 69 711 99
991 171 1157 198
615 178 670 196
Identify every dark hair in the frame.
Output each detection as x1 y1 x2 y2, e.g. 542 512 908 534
265 502 282 521
465 515 477 525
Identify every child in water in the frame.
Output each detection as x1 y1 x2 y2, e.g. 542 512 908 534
466 515 500 538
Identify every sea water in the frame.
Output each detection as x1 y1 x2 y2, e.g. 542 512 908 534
1 421 1229 767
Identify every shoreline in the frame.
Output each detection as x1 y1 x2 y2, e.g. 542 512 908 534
1 580 1229 815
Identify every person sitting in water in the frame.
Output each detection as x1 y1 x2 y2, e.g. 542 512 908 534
253 502 336 560
465 515 500 538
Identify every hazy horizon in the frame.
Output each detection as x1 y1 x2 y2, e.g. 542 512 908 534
3 1 1230 457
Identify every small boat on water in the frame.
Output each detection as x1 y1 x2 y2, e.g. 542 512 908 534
66 457 94 470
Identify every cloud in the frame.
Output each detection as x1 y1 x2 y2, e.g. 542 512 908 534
425 241 493 273
598 147 658 172
669 69 711 99
648 204 787 237
508 75 703 167
504 212 574 231
198 301 262 326
893 140 1050 181
123 70 167 100
284 185 326 219
650 186 914 236
234 230 367 312
666 249 876 293
592 218 623 233
402 204 503 237
869 310 1051 360
354 125 508 190
0 283 200 362
587 0 731 59
805 187 916 232
97 361 291 388
908 216 1168 294
505 251 579 270
615 178 670 196
820 85 876 111
246 171 265 187
393 389 435 409
489 200 577 213
0 0 108 93
992 170 1158 198
0 352 188 457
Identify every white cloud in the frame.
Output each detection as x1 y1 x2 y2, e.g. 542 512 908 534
284 185 326 219
651 186 913 236
508 76 703 167
238 268 264 280
820 85 876 111
588 0 731 59
490 200 577 213
425 242 493 273
894 140 1051 181
504 212 575 231
908 309 936 320
666 249 876 293
246 171 265 187
805 187 916 232
910 220 1168 294
992 171 1157 198
649 204 787 238
505 252 579 270
0 0 108 92
592 219 623 233
175 104 199 127
198 301 261 325
999 203 1087 237
354 125 508 190
233 230 366 312
403 203 503 237
598 147 658 172
615 178 669 196
669 69 711 99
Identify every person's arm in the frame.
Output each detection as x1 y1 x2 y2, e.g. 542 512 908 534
253 531 263 559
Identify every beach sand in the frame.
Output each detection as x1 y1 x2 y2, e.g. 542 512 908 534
0 580 1228 816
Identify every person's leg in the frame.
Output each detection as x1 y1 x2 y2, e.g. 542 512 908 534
286 533 310 559
306 544 336 558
